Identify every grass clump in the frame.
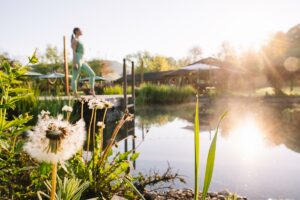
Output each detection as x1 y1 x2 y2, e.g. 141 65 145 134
137 83 196 105
103 85 132 95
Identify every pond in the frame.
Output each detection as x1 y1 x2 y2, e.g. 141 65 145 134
115 100 300 200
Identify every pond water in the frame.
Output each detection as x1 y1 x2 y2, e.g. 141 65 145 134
115 100 300 200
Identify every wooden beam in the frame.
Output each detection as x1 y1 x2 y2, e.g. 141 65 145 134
63 36 69 95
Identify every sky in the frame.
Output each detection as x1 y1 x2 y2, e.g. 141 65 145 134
1 0 300 63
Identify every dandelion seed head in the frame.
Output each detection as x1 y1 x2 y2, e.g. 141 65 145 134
97 121 106 129
88 98 104 109
104 100 113 109
24 117 86 164
39 110 50 119
62 105 73 113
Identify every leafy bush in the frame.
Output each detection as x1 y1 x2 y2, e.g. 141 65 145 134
136 83 196 105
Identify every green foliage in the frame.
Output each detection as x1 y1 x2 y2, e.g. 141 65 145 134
201 112 227 200
0 53 45 199
137 83 196 104
194 96 199 200
126 51 182 73
103 85 132 95
37 177 89 200
68 149 140 199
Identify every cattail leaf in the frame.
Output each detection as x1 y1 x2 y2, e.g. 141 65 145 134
194 96 200 200
201 112 227 200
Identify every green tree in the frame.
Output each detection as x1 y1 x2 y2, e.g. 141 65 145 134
126 51 179 73
45 44 62 64
262 32 289 95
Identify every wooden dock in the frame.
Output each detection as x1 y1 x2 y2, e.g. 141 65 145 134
38 95 133 108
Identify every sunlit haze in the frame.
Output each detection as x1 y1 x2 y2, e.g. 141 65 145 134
1 0 300 63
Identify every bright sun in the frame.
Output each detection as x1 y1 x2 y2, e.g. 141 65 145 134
230 115 265 160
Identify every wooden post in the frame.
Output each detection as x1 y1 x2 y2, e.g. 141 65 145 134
131 61 135 109
141 59 144 84
123 59 127 110
63 36 69 95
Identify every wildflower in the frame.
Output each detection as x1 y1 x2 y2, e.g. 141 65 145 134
88 98 104 109
97 121 106 129
39 110 50 119
62 105 73 113
24 117 86 164
103 100 113 109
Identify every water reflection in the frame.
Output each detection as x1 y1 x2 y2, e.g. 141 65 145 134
136 101 300 154
133 100 300 199
229 114 265 160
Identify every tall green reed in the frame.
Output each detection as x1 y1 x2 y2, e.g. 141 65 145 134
194 95 200 200
201 112 227 200
194 96 227 200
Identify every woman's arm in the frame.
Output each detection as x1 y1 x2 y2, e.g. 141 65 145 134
71 39 78 69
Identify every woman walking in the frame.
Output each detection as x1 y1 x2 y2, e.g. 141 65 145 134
71 27 96 96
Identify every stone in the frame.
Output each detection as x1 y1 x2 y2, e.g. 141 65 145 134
218 189 230 196
111 195 127 200
209 192 218 198
217 195 226 200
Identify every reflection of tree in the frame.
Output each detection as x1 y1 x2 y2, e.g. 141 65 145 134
135 103 220 131
220 101 300 153
136 101 300 154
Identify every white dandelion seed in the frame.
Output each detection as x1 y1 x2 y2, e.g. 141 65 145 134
97 121 106 129
24 117 86 164
39 110 51 119
62 105 73 113
103 100 113 109
88 98 104 109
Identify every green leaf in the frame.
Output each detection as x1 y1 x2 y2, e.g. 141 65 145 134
124 176 146 200
130 152 139 161
201 112 227 200
194 96 200 200
39 162 52 176
28 49 39 64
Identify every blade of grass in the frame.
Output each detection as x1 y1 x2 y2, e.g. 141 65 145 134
124 176 146 200
194 95 200 200
201 112 227 200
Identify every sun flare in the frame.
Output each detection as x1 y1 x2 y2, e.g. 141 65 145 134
230 115 265 160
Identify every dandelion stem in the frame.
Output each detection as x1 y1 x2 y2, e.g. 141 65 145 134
98 116 127 166
50 162 57 200
92 108 97 178
66 112 70 121
81 102 84 119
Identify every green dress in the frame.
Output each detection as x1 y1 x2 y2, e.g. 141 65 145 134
72 39 95 94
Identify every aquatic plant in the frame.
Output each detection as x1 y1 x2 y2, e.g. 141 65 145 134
103 85 132 95
201 112 226 200
193 94 227 200
137 83 196 105
194 96 200 200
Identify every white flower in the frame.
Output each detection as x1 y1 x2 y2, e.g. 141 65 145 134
88 98 104 109
103 100 113 109
24 117 86 164
39 110 50 119
97 121 106 129
62 105 73 113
